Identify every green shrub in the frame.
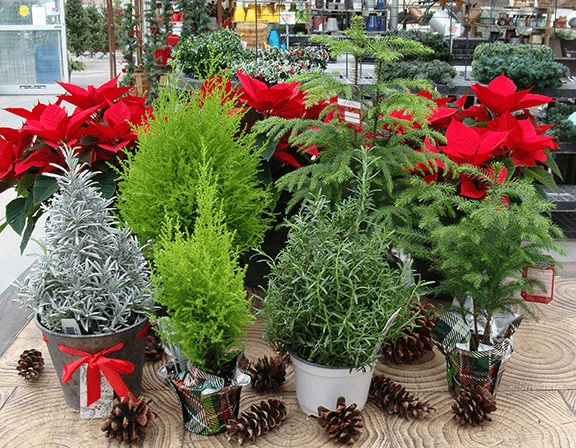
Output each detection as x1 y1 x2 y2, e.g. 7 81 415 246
472 42 554 62
116 79 273 256
231 46 330 84
153 160 254 375
387 30 451 62
544 101 576 144
263 150 424 368
472 52 566 90
175 29 245 78
379 60 456 86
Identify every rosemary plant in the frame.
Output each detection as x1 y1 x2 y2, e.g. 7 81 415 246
262 149 427 369
18 146 154 334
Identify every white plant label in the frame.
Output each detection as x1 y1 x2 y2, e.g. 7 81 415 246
79 364 114 419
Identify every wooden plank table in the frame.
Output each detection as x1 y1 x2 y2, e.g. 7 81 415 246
0 279 575 447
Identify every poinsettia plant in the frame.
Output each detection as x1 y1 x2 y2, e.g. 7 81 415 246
412 73 560 197
0 75 150 252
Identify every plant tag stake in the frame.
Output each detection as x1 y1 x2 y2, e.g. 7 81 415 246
521 266 555 304
79 364 114 418
61 319 81 335
337 98 362 131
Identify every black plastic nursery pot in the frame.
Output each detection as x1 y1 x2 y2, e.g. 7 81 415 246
36 315 148 410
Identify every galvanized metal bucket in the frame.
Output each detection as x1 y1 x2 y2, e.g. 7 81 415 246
36 315 148 409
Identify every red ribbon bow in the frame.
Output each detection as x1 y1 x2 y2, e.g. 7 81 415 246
59 341 135 406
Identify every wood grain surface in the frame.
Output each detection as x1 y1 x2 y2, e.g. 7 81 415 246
0 280 575 448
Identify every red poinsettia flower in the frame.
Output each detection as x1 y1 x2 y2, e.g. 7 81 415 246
200 75 241 106
22 103 100 149
119 95 151 127
439 119 508 167
273 134 303 168
0 137 18 179
84 101 135 152
487 112 556 167
427 105 460 130
4 102 50 123
236 72 306 119
457 104 492 124
14 146 66 175
470 73 554 116
57 74 130 110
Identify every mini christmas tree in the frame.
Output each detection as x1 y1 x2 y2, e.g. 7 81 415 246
18 146 154 334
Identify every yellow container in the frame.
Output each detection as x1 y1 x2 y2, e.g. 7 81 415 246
233 5 246 22
245 4 257 21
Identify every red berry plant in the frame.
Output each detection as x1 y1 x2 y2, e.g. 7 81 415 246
0 75 150 251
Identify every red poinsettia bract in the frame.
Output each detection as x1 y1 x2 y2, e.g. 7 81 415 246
470 73 553 116
236 72 306 119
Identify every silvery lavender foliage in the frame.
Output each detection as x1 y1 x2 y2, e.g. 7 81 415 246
18 146 154 334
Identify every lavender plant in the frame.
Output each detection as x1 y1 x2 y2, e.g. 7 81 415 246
18 146 154 335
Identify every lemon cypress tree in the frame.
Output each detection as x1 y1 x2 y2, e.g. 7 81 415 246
116 78 272 257
152 156 254 374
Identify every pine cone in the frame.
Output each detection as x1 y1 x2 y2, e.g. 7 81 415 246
381 302 439 364
248 353 289 393
226 398 287 445
369 375 434 419
317 396 363 445
452 384 497 426
101 397 157 443
16 349 44 380
145 322 165 361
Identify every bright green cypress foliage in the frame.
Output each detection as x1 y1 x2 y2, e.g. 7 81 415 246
116 78 272 256
152 156 254 374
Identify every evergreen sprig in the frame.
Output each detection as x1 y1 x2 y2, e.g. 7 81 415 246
18 147 154 334
152 156 255 375
262 149 427 369
397 164 565 349
254 86 445 224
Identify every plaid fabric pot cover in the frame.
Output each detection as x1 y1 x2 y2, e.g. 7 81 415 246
158 354 249 435
431 312 523 397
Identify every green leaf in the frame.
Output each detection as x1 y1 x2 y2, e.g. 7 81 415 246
20 210 40 254
33 175 59 205
94 171 118 199
502 158 516 181
544 150 562 180
525 166 557 190
255 132 278 162
6 197 30 235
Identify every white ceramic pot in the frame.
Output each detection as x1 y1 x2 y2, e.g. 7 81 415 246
290 352 375 416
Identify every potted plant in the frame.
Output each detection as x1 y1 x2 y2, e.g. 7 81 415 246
261 149 428 416
398 164 565 397
116 75 272 258
17 146 155 410
153 157 254 435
